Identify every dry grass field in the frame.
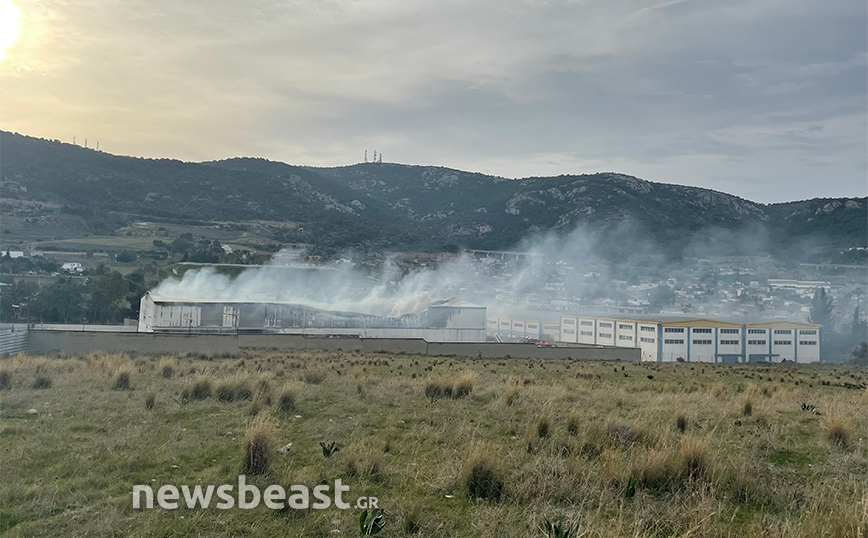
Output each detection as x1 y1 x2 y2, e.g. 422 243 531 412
0 351 866 537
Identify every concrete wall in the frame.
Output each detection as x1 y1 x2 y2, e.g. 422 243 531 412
27 330 638 361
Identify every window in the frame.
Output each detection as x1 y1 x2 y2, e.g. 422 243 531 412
599 332 612 338
693 328 712 334
664 339 684 345
693 339 712 345
580 320 593 326
514 323 523 328
528 324 538 329
800 330 817 335
799 340 817 346
619 323 632 330
564 329 575 334
664 327 684 333
599 322 612 328
580 331 593 336
774 329 792 335
500 321 509 326
564 318 575 324
748 340 766 345
721 328 739 334
720 340 740 345
640 337 655 343
773 340 792 346
748 329 765 334
640 326 656 332
619 335 633 341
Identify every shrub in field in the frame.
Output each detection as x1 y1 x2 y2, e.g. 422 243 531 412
160 363 174 379
278 391 297 413
630 448 679 494
680 435 710 481
31 376 52 389
114 372 131 391
452 372 475 398
145 393 156 410
742 400 753 417
538 515 582 538
676 415 688 433
607 424 642 448
242 422 273 476
320 441 341 458
536 415 551 439
182 380 212 402
303 370 326 384
215 383 236 402
234 384 253 401
0 370 10 390
401 503 423 534
465 454 504 501
824 416 850 448
191 380 212 400
504 385 521 406
567 410 581 436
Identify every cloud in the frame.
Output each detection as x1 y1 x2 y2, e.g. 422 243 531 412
0 0 865 202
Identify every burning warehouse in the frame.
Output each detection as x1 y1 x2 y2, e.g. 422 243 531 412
137 293 487 342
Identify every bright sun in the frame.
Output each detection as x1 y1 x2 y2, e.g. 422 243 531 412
0 0 22 62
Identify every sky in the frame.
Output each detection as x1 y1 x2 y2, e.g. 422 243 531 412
0 0 866 203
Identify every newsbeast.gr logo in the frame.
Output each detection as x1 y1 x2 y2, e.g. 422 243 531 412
132 476 378 510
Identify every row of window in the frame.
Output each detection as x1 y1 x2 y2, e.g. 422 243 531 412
619 335 633 341
599 332 612 338
664 339 684 345
693 328 712 334
640 326 655 332
640 337 655 343
619 323 632 330
581 321 593 326
720 340 740 345
721 328 740 334
599 322 612 328
693 339 712 345
580 331 593 337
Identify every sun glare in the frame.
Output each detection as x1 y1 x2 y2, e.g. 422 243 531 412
0 0 22 62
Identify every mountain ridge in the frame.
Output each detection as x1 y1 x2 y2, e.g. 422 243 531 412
1 130 865 261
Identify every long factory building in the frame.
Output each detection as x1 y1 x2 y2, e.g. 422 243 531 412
488 315 821 363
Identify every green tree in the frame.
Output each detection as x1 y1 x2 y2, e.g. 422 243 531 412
86 271 129 323
649 284 676 310
0 280 39 322
31 278 85 323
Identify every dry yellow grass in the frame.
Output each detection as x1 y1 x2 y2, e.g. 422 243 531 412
0 351 864 537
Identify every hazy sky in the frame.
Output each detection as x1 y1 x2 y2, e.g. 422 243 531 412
1 0 866 203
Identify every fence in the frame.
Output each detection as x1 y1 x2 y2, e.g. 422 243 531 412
0 324 28 355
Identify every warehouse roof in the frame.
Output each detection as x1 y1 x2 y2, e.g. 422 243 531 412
560 313 820 329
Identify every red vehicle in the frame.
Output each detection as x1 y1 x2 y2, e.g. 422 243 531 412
536 342 555 348
518 337 541 344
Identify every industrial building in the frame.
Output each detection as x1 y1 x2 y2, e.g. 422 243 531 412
138 293 487 342
557 315 821 363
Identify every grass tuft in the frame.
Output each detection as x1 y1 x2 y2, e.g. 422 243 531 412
278 391 297 413
465 453 504 501
145 393 156 410
0 370 10 390
114 372 131 391
31 376 52 389
675 414 688 433
823 416 850 448
567 409 581 436
242 420 273 476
